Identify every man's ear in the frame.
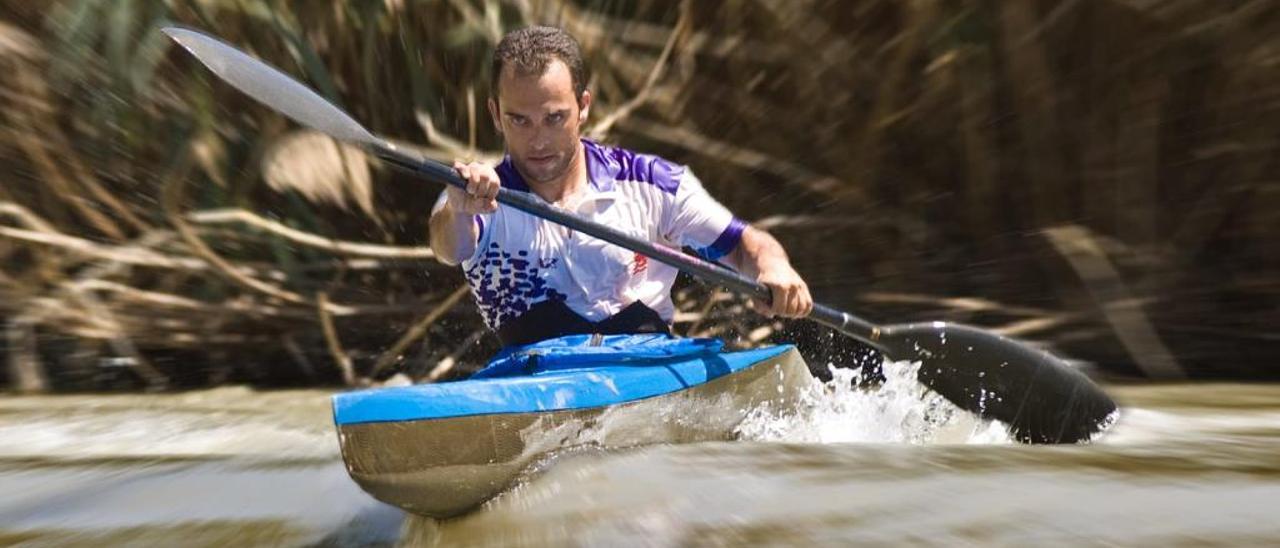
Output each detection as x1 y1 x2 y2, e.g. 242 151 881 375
487 97 502 134
577 90 592 124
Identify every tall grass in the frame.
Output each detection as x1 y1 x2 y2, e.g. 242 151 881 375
0 0 1276 390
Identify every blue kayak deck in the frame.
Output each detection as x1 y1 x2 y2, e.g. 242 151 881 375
333 345 793 426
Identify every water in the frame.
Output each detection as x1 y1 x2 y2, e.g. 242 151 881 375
2 368 1279 546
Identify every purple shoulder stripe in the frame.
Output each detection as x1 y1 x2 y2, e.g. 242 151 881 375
583 139 683 195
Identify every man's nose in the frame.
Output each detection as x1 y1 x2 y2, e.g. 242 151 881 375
528 129 551 151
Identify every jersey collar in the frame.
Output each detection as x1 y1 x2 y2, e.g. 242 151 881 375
496 139 620 208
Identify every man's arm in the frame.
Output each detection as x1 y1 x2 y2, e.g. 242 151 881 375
428 161 500 265
724 226 814 318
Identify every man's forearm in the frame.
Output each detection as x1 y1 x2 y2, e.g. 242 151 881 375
727 225 791 277
428 204 479 266
430 161 500 265
726 224 813 317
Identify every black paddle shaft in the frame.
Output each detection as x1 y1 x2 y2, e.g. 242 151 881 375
375 145 881 344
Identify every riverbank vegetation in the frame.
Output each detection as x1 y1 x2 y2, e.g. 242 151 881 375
1 0 1276 391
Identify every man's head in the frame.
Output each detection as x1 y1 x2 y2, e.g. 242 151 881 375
488 26 591 186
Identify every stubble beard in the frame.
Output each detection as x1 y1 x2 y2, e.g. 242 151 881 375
514 144 577 186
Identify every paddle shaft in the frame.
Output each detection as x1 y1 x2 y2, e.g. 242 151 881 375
374 143 882 346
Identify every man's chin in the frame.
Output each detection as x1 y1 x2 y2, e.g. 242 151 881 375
516 163 566 185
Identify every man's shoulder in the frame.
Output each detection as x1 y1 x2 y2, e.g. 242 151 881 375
584 139 687 196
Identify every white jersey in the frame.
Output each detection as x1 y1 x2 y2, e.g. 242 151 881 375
440 138 745 331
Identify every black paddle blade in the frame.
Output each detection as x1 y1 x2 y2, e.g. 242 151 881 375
877 322 1117 444
778 320 885 386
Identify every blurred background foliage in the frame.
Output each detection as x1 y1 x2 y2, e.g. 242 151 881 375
0 0 1275 391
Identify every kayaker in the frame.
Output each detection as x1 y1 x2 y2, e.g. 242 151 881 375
430 26 813 346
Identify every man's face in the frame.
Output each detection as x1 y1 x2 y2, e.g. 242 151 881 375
489 59 590 185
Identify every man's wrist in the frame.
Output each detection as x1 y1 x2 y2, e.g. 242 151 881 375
442 191 471 218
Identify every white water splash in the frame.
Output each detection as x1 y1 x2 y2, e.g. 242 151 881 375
735 360 1013 445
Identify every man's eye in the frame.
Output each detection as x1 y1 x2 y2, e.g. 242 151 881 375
510 116 528 126
547 113 565 124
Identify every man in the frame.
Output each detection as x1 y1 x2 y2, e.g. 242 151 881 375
430 26 812 347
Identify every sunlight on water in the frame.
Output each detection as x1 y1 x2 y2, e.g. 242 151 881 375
0 388 338 462
413 382 1280 547
1100 406 1280 446
0 389 399 547
735 360 1013 445
5 381 1280 546
0 412 336 461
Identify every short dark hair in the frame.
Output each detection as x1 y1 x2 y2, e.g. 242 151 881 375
491 26 588 101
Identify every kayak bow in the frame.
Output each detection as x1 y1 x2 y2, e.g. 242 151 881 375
333 335 809 517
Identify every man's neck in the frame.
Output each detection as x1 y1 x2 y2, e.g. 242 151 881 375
527 141 588 206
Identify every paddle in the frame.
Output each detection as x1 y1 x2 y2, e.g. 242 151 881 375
162 27 1117 443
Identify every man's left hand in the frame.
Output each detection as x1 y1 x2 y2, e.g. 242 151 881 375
751 265 814 318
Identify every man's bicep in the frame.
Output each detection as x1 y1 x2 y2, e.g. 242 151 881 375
663 172 746 260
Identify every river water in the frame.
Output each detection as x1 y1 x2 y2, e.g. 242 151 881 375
2 362 1279 547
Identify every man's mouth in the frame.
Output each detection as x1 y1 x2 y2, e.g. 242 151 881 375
527 153 556 165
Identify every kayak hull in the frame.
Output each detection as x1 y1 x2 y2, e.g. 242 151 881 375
334 345 808 517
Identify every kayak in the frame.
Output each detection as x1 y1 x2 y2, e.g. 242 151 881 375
332 334 810 517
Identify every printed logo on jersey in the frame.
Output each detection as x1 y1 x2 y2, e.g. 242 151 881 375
464 242 566 329
631 253 648 275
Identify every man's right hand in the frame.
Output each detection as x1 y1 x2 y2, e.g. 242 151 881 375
448 161 500 214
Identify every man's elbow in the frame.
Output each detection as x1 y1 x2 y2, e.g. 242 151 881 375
724 226 756 272
428 234 464 266
742 224 785 253
427 215 462 266
434 250 461 267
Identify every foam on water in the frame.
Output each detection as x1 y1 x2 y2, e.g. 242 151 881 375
735 359 1014 445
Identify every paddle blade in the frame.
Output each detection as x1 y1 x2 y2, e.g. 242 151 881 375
878 322 1117 444
162 27 379 147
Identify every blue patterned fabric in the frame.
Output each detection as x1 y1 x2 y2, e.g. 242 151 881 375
470 333 724 379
